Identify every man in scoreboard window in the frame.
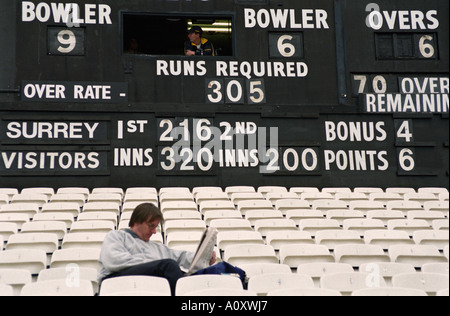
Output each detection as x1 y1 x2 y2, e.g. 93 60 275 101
185 26 215 56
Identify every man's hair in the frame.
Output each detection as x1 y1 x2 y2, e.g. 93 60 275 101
129 203 164 227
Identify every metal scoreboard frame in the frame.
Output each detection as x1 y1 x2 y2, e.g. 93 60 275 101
0 0 448 190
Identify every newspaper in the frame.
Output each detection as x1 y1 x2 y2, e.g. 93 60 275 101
185 227 218 275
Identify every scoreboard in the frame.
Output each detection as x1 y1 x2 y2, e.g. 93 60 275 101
0 0 448 190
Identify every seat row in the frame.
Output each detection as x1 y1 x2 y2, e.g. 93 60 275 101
1 271 448 296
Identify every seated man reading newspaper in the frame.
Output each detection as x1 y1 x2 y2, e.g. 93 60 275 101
98 203 217 296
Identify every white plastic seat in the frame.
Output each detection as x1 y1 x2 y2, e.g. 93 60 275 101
225 186 255 198
77 212 118 227
61 233 107 249
217 231 264 251
326 210 364 225
0 269 32 296
166 232 203 248
432 219 449 231
297 263 354 287
369 192 403 206
0 189 19 200
386 187 416 196
100 276 171 296
248 273 314 296
237 200 273 216
21 279 94 296
0 249 47 274
254 219 297 237
0 284 13 296
41 202 80 218
343 219 386 236
195 192 229 205
280 245 334 268
11 194 48 208
199 201 235 215
210 219 252 233
266 192 299 205
91 187 124 197
257 186 288 197
392 273 449 296
1 203 39 219
231 193 265 206
21 188 54 200
37 267 99 294
123 193 158 205
349 200 386 215
57 188 90 200
275 199 311 215
83 202 120 215
320 272 387 296
389 245 447 268
176 275 243 296
159 192 194 204
298 219 341 237
334 244 390 267
50 194 86 207
21 221 67 240
387 201 423 216
164 211 202 223
224 245 278 266
424 201 449 214
183 288 256 296
268 288 342 296
353 187 384 198
408 211 446 225
366 210 405 225
239 263 292 279
33 212 74 228
352 287 427 296
364 230 414 250
312 200 348 212
160 201 198 213
266 231 314 250
335 192 369 204
286 210 324 226
164 220 206 236
0 222 18 241
204 210 242 226
0 213 29 230
387 219 432 237
300 192 334 205
359 262 416 286
50 248 101 270
315 230 364 250
405 192 439 206
421 263 449 275
245 210 283 226
6 233 59 254
413 230 448 248
418 188 449 197
70 221 114 234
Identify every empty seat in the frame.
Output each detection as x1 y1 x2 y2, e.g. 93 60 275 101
0 249 47 275
254 219 297 237
21 279 94 296
352 287 427 296
1 203 39 219
405 192 439 206
21 221 67 240
326 210 365 225
280 245 334 268
231 193 265 205
0 269 32 296
166 232 203 249
91 188 124 196
50 248 101 270
349 200 386 215
77 212 118 227
369 192 403 206
386 187 416 196
389 245 447 268
176 275 243 296
0 213 29 230
224 245 278 266
6 233 59 254
37 267 99 294
160 201 198 213
42 202 81 217
268 288 342 296
33 212 74 228
275 199 311 215
70 221 114 234
392 273 449 296
164 220 206 236
0 284 13 296
366 210 405 225
61 233 107 249
359 262 416 286
387 219 432 237
300 192 334 205
217 231 264 251
248 273 314 296
199 201 235 215
286 210 324 226
364 230 414 250
387 201 423 216
298 219 341 237
421 263 449 275
334 244 390 267
245 210 283 226
0 222 18 242
413 230 449 250
408 211 446 225
320 272 387 296
266 192 299 205
100 276 171 296
312 200 348 212
343 219 386 236
11 194 48 208
225 186 255 198
239 263 292 279
315 230 364 250
57 188 90 199
237 200 273 216
297 263 354 287
50 194 86 207
210 219 252 233
195 192 229 205
204 210 242 226
266 231 314 250
83 202 120 215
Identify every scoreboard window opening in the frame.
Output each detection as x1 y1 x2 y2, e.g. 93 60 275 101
375 33 438 60
122 14 233 57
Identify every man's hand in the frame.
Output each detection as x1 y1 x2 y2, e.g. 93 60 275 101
185 50 196 56
210 251 217 266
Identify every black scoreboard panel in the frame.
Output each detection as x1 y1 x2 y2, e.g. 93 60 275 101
0 0 448 190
